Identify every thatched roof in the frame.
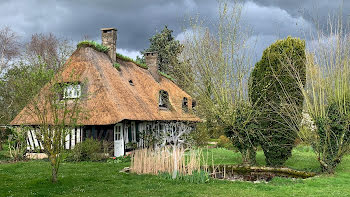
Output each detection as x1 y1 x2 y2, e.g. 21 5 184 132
11 46 200 125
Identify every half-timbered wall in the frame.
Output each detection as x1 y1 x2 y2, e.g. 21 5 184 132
26 127 83 151
25 121 194 153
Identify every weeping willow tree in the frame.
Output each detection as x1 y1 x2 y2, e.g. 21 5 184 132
179 0 258 165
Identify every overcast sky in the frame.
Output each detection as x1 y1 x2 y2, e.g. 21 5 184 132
0 0 348 60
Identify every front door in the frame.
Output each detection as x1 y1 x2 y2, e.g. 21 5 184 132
114 123 124 157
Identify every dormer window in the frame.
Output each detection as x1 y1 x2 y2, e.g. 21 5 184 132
63 83 81 99
182 97 188 112
192 100 197 110
159 90 169 109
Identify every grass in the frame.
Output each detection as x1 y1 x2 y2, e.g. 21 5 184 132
113 63 121 70
116 53 148 69
77 40 109 53
158 71 175 82
1 147 350 196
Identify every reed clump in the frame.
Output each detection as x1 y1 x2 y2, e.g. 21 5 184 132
130 147 205 177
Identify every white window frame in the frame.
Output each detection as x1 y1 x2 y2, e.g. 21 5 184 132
64 84 81 99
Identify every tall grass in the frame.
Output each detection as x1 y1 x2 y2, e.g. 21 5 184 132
130 147 207 177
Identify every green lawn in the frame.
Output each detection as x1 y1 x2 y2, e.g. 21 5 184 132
1 147 350 197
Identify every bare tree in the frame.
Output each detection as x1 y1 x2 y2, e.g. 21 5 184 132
179 1 257 164
24 33 74 71
158 122 193 179
297 15 350 173
0 26 20 73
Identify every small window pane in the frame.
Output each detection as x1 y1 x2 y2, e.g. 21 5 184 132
64 84 81 99
182 97 188 112
159 90 169 108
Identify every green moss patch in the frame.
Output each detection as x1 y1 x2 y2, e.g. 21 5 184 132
158 71 175 82
77 40 109 53
113 63 121 70
116 53 148 69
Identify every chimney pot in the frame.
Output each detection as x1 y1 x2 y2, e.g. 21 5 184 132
101 27 117 61
145 52 160 82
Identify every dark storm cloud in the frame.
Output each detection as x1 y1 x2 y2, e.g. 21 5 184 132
0 0 347 58
0 0 209 51
250 0 349 21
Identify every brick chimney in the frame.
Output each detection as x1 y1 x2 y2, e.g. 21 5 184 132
101 28 117 61
145 52 160 82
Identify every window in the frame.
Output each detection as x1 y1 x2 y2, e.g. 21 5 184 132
159 90 169 109
192 100 197 110
63 84 81 99
182 97 188 112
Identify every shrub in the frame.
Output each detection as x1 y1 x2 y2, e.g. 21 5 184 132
191 123 210 146
66 138 106 162
102 140 113 156
7 127 27 161
0 127 11 151
300 18 350 173
217 135 234 150
313 101 350 173
225 103 258 165
77 40 109 53
249 36 306 167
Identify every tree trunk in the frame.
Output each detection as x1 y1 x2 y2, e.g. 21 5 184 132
172 147 177 179
319 158 340 174
50 155 59 183
241 148 256 166
51 167 58 183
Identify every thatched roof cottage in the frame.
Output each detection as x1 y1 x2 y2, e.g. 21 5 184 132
11 28 200 157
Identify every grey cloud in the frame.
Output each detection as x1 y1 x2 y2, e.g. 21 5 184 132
0 0 347 55
249 0 348 22
0 0 209 51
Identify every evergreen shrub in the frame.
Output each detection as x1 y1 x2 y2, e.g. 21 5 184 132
249 36 306 166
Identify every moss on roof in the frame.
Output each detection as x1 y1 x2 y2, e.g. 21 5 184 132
113 63 121 71
116 53 148 69
77 40 109 53
158 71 175 82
